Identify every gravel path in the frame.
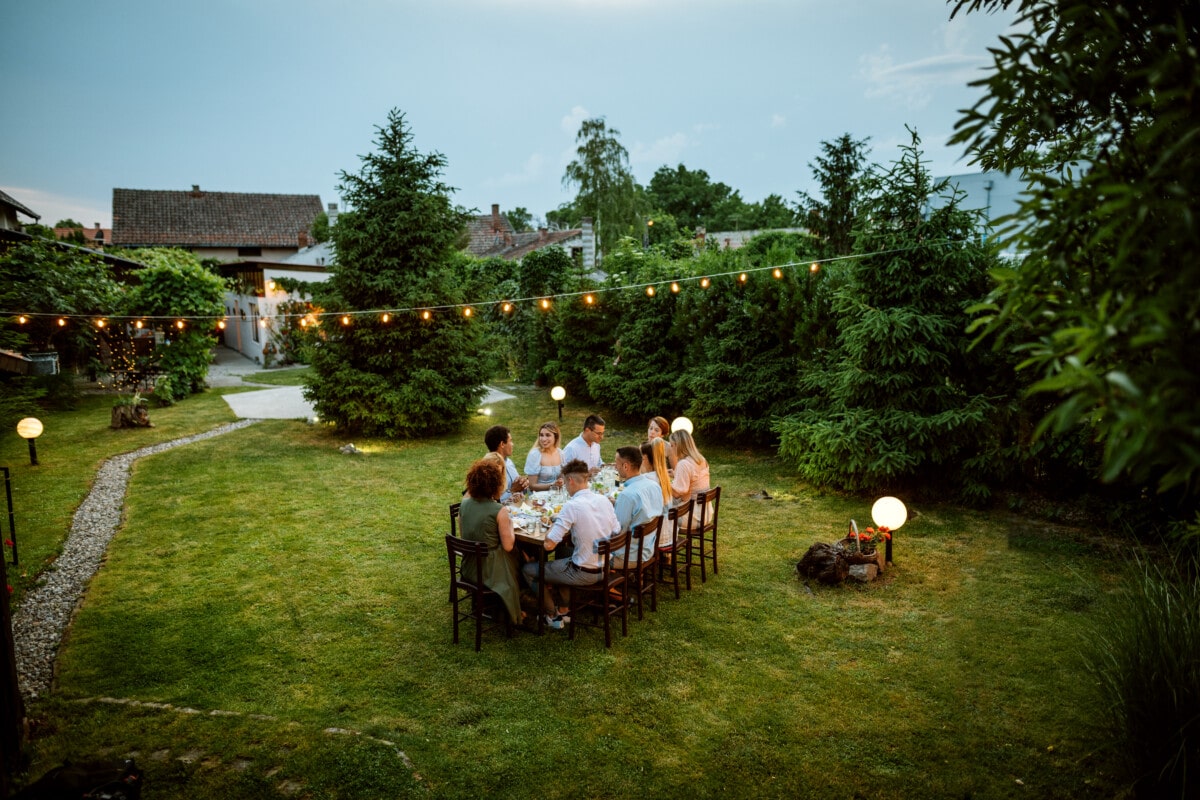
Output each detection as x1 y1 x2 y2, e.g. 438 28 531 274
11 419 262 700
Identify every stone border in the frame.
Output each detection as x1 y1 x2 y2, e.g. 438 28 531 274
11 419 262 700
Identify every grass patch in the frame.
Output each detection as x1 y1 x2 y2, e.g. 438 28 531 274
242 367 310 387
15 387 1125 797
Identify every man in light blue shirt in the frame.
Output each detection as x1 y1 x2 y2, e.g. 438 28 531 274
561 414 605 473
610 445 665 568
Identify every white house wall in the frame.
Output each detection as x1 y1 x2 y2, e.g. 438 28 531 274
222 266 330 364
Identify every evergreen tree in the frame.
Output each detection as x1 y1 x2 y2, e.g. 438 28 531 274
797 133 871 256
775 130 1002 500
304 109 483 437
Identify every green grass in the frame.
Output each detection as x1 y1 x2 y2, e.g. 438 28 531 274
11 385 1126 798
242 367 310 386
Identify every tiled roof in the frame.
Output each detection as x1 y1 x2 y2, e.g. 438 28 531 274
496 229 583 261
112 186 322 248
464 209 516 256
0 188 39 220
54 225 112 245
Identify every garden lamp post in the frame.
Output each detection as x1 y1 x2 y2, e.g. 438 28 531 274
16 418 42 467
871 496 907 564
670 416 693 435
551 386 566 421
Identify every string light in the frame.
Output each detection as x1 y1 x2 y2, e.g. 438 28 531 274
381 312 390 323
341 315 351 326
772 267 783 279
299 318 308 327
17 316 27 324
584 294 595 305
646 286 656 297
95 319 106 328
217 320 226 330
58 318 67 327
462 307 473 318
135 320 143 329
501 302 513 313
421 310 431 320
810 262 820 273
540 298 551 310
700 277 711 288
738 272 748 284
670 282 680 293
259 318 267 328
175 320 185 329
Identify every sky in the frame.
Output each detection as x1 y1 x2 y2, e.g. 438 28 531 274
1 0 1018 230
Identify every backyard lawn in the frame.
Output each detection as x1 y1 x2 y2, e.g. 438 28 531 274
5 384 1124 798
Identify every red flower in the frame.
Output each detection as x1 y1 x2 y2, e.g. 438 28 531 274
5 585 11 595
3 539 12 548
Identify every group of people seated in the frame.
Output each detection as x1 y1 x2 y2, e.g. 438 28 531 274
459 413 711 631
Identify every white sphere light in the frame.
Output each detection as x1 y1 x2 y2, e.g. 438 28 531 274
16 417 43 439
550 386 566 401
871 496 908 530
670 416 693 434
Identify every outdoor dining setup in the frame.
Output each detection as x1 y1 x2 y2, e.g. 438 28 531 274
446 416 721 650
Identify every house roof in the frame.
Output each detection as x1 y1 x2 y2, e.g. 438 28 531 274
494 228 583 261
463 206 582 260
54 225 112 245
0 188 39 220
112 186 322 248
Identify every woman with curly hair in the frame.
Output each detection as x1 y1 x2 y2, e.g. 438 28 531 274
459 457 522 623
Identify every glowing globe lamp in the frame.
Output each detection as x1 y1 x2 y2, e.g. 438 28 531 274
670 416 693 435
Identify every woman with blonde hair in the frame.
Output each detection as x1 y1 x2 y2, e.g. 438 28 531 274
669 429 711 527
523 421 564 491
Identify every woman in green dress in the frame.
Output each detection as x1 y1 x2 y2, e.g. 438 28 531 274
459 457 523 624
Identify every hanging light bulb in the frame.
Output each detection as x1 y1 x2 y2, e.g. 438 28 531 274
175 320 185 329
501 302 512 313
463 307 473 318
135 320 144 329
17 315 27 324
584 294 595 305
259 318 267 328
96 319 106 328
299 318 308 328
540 298 551 310
58 318 67 327
381 312 390 323
738 272 748 283
646 286 656 297
421 309 431 321
217 320 226 330
700 277 711 288
670 282 680 293
772 267 783 279
341 315 351 326
810 262 820 273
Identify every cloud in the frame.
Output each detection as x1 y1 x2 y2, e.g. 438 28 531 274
560 105 591 135
629 132 689 168
860 30 991 110
0 185 110 227
770 113 786 129
483 152 546 189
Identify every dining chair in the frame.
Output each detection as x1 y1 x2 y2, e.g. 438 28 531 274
568 530 631 648
449 501 462 537
682 486 721 589
445 533 513 651
658 497 694 599
614 517 661 620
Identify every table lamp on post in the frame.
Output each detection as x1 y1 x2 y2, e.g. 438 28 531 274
16 418 43 467
871 496 907 564
550 386 566 421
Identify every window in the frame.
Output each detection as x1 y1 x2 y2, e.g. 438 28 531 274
238 246 262 257
250 304 260 343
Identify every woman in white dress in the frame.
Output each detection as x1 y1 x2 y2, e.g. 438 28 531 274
524 421 565 491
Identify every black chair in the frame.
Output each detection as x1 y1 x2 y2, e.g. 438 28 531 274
568 530 631 648
449 502 462 537
445 534 513 651
658 497 694 599
614 518 661 620
682 486 721 589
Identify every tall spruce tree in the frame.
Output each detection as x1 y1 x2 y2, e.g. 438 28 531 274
797 133 871 256
775 130 1002 500
304 109 483 437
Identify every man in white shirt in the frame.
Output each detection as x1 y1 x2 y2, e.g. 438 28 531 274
522 459 619 629
485 425 529 503
560 414 605 474
610 446 665 568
